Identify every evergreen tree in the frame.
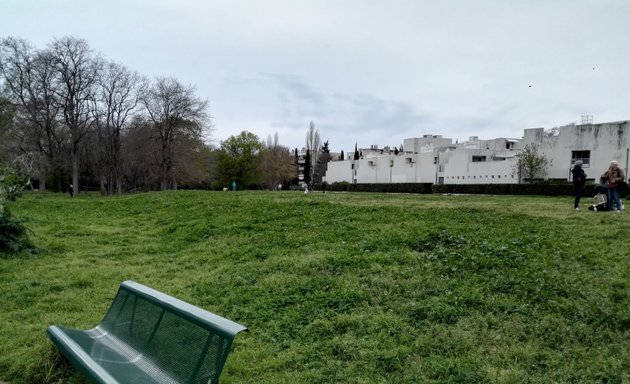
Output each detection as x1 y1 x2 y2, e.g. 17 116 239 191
303 149 311 185
321 140 330 154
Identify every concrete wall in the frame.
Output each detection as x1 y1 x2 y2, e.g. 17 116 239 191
523 121 630 181
439 149 519 184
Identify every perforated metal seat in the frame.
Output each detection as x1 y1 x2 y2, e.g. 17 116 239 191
47 281 248 384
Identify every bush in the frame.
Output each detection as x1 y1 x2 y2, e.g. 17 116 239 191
323 181 628 198
432 183 628 197
0 171 26 201
0 169 33 254
0 206 32 254
318 182 433 194
326 182 350 192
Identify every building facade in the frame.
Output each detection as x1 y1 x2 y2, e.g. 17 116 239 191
324 120 630 185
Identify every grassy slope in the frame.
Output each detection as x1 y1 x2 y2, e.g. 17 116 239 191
1 191 629 383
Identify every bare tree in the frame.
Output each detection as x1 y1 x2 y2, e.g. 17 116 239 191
93 61 145 195
141 77 209 190
305 120 320 185
50 36 101 195
314 139 330 184
121 116 159 191
260 132 296 190
514 144 552 184
0 95 15 166
2 36 216 194
0 37 64 191
171 133 215 189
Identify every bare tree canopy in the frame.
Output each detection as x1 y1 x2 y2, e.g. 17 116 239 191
0 37 64 191
1 36 216 193
49 36 101 195
141 77 210 190
305 120 320 185
93 61 145 194
514 144 552 184
261 131 296 190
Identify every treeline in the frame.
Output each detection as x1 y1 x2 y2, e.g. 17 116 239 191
0 36 302 194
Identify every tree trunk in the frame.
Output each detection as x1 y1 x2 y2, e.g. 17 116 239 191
72 142 79 196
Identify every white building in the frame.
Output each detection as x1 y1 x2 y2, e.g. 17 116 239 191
323 120 630 185
524 120 630 182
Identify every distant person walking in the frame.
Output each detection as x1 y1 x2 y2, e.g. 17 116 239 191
601 160 625 211
571 160 586 210
231 180 236 192
68 184 74 197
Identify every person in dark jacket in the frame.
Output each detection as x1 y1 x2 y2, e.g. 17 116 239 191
571 160 586 210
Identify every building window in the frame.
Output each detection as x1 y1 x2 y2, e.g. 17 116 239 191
472 155 487 162
571 150 590 167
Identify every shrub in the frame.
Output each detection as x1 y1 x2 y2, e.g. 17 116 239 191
0 206 32 254
432 183 628 197
0 170 33 254
0 171 26 201
318 182 432 194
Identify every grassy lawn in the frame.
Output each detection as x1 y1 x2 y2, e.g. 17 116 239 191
1 190 629 383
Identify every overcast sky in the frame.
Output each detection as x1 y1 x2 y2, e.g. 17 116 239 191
2 0 630 152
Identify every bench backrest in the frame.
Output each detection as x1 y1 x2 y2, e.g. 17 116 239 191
98 280 247 384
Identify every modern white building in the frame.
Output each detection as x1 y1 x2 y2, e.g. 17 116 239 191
524 120 630 183
324 120 630 185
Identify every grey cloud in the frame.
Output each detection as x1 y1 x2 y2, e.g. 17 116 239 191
260 73 430 144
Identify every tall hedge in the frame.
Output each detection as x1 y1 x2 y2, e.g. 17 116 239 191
432 183 628 197
322 182 627 197
321 182 433 194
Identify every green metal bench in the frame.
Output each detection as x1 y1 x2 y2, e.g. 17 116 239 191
46 280 248 384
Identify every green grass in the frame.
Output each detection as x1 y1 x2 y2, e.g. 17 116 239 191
1 190 630 383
